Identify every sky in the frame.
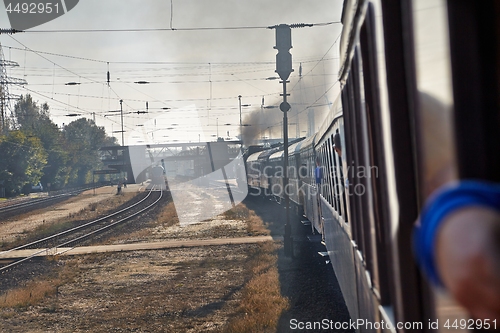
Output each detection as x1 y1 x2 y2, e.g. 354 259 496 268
0 0 343 145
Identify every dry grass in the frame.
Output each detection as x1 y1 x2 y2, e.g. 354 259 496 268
221 241 289 333
155 201 179 227
0 199 289 332
222 204 250 220
223 204 270 236
0 259 81 310
0 259 80 310
67 193 136 220
0 279 59 309
100 198 177 244
220 206 287 332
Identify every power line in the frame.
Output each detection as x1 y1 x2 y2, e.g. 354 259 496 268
2 44 338 67
18 21 339 33
7 35 105 86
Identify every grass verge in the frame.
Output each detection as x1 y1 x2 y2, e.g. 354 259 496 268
219 204 287 333
155 201 179 227
222 204 270 236
0 260 78 310
0 279 59 309
221 241 288 333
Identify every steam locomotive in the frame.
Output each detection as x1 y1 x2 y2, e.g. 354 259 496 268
150 165 168 190
246 0 500 331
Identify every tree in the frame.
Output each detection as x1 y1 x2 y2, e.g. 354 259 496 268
13 94 69 189
0 131 47 196
63 118 112 185
14 94 46 130
5 95 118 191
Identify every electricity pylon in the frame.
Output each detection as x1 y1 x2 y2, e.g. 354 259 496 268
0 42 27 132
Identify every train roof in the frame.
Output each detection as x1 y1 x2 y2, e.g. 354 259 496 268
287 140 303 156
299 133 317 153
246 151 263 163
316 95 343 145
258 147 281 160
269 150 284 161
339 0 365 83
246 146 281 163
247 137 304 163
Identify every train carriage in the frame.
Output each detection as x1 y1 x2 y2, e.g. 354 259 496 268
285 140 304 211
257 148 280 195
246 147 280 195
298 133 319 231
245 0 500 331
268 150 284 199
314 0 500 331
245 151 263 189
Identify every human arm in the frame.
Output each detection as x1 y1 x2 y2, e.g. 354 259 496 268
435 206 500 321
414 181 500 320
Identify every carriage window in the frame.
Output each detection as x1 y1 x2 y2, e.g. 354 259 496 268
412 0 457 199
326 138 333 206
338 132 348 220
359 1 391 306
323 143 328 204
410 0 465 325
330 134 338 212
352 48 375 276
346 65 365 255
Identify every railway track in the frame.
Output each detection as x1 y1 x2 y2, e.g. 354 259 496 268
0 187 164 274
0 186 97 221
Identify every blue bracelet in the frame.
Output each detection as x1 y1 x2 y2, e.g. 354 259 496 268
414 180 500 286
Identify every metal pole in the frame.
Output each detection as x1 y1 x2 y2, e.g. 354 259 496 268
119 99 124 146
261 96 264 130
282 80 292 257
238 95 242 139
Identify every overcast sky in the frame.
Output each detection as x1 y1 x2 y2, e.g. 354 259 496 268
1 0 343 144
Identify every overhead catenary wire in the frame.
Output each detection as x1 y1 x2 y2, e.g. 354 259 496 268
2 16 341 144
1 44 338 66
5 35 148 137
7 35 106 87
14 21 339 33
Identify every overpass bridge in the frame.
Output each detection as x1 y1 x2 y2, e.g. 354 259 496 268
98 140 243 184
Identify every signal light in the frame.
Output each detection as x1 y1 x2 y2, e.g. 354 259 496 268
274 24 293 81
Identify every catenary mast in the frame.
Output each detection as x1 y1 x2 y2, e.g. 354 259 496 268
0 42 27 132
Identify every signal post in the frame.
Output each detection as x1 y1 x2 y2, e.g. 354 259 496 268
273 24 293 257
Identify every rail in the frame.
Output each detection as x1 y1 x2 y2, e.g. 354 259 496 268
0 186 163 273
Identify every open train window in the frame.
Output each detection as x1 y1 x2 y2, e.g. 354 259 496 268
445 0 500 182
351 47 376 280
342 76 361 247
408 0 500 326
412 0 457 201
358 1 392 306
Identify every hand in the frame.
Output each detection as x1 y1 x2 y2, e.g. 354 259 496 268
436 206 500 321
